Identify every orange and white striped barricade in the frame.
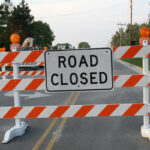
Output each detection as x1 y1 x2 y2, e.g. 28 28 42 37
114 44 150 139
0 70 45 76
0 103 149 119
2 44 28 144
0 75 149 91
0 46 149 65
0 45 150 143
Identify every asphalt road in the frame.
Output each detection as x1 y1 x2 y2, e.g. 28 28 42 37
0 60 150 150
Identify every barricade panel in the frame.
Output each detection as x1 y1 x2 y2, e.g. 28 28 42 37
0 45 149 64
0 104 149 119
0 75 148 91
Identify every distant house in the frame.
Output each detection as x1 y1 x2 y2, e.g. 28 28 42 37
53 43 74 50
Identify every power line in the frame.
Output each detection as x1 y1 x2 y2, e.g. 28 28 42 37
117 23 126 46
35 2 130 20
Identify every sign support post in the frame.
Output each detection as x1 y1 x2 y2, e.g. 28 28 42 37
2 42 28 144
141 40 150 139
2 64 6 80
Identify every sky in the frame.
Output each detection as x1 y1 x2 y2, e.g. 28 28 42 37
10 0 150 47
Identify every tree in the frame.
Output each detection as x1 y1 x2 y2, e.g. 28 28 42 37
0 0 12 49
0 0 55 51
111 23 149 46
0 0 12 25
8 0 34 42
30 21 55 48
78 42 90 49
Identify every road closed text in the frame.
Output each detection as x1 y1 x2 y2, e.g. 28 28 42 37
51 55 108 86
45 49 113 92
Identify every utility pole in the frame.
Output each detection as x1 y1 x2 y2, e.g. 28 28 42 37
117 23 126 46
130 0 133 45
148 2 150 28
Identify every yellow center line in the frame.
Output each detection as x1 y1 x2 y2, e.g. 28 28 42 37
32 92 75 150
45 92 80 150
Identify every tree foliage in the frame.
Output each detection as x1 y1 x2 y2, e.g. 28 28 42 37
0 0 55 50
111 23 149 46
30 21 55 47
8 0 34 42
0 0 12 49
78 42 90 49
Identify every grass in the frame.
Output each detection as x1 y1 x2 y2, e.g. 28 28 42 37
122 58 150 70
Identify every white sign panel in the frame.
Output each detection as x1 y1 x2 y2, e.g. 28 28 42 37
44 48 113 92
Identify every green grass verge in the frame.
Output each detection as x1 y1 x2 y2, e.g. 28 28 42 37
122 58 150 70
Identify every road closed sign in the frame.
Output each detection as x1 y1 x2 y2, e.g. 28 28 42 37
44 48 113 92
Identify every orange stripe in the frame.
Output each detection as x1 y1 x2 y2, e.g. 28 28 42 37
1 72 6 76
147 53 150 57
8 63 12 66
39 71 44 75
74 105 95 117
0 63 4 66
122 75 144 87
23 51 43 63
114 76 119 81
1 52 20 63
25 78 44 90
26 107 46 118
148 112 150 116
123 104 144 116
2 79 22 91
23 71 29 76
113 46 118 52
49 106 70 118
39 62 44 66
3 107 22 118
121 46 143 58
8 72 13 76
98 104 119 117
31 71 37 76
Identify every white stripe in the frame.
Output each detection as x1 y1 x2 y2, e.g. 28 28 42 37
4 72 8 75
86 105 107 117
0 80 11 90
135 105 147 116
136 75 147 87
113 46 130 59
19 72 24 75
27 71 33 76
114 75 131 87
0 52 8 62
0 107 11 118
62 105 82 117
35 52 44 62
38 106 57 118
5 72 10 75
13 51 30 63
15 79 33 90
16 107 33 118
37 80 45 90
134 47 147 58
110 104 131 116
